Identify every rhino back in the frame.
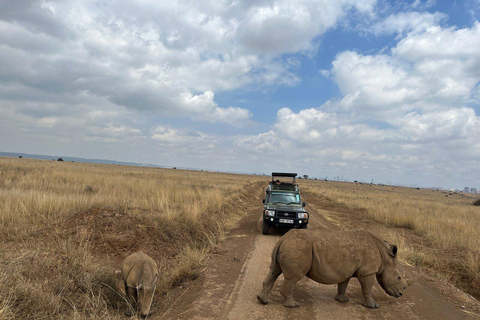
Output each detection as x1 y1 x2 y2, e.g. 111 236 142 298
306 230 382 284
122 252 157 287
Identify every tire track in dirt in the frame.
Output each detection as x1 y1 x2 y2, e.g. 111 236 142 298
156 185 480 320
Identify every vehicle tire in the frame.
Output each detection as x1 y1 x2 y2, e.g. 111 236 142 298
301 224 308 229
262 220 270 235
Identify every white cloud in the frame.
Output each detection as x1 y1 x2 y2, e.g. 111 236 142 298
234 22 480 186
236 0 375 54
177 91 253 125
394 22 480 60
151 126 211 146
396 108 480 143
0 0 376 127
151 125 224 165
371 11 446 35
36 117 57 128
329 22 480 123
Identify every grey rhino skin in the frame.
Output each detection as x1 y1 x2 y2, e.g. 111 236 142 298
257 229 409 308
121 251 158 318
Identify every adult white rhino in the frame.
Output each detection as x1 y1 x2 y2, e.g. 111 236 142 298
257 229 409 308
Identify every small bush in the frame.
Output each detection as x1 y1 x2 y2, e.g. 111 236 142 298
84 185 96 193
473 199 480 206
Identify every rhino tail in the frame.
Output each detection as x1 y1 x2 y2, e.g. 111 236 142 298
270 238 283 275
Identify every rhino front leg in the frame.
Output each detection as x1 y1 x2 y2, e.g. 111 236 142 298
358 274 379 308
257 267 282 304
280 278 300 308
335 279 350 302
125 286 137 316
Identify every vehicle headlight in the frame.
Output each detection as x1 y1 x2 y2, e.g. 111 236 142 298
265 210 275 217
298 212 308 219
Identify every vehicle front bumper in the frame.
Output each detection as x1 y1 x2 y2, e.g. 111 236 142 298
263 216 308 228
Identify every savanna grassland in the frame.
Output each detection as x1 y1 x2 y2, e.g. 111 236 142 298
0 157 263 319
2 157 480 319
300 179 480 299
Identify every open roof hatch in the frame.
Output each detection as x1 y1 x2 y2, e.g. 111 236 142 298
271 172 297 185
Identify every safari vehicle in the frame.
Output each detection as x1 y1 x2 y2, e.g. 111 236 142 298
261 172 308 235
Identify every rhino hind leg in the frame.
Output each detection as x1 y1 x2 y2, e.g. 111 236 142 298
257 265 282 304
335 279 350 303
280 278 301 308
359 274 379 309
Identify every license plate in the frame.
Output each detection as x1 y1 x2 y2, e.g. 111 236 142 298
279 219 294 224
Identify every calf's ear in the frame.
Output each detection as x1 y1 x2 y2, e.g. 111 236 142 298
389 244 398 258
406 278 414 287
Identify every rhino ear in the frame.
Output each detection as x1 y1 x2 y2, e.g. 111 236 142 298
389 244 398 258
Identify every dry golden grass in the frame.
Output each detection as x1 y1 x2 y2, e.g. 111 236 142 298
300 179 480 298
0 157 263 319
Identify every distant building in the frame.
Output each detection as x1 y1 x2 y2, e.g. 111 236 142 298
470 188 477 194
463 187 470 193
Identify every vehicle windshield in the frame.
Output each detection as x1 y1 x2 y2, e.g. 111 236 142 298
269 192 301 204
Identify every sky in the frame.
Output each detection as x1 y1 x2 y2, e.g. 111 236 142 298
1 0 480 189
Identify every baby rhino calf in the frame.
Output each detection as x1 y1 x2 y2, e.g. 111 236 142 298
121 251 158 318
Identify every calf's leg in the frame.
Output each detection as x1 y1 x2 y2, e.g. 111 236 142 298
125 286 138 316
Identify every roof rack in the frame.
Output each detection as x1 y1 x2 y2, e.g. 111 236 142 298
270 172 298 186
271 172 297 178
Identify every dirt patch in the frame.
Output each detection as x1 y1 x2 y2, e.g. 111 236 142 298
64 207 186 264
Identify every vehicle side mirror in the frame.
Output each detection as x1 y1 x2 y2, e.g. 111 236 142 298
262 199 265 204
302 202 306 207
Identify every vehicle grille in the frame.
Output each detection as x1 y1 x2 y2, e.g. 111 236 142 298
276 211 295 218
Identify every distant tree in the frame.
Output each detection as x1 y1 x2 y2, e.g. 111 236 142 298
172 167 177 169
57 158 64 161
18 156 22 158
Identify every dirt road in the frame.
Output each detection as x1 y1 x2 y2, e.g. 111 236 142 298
156 185 480 320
